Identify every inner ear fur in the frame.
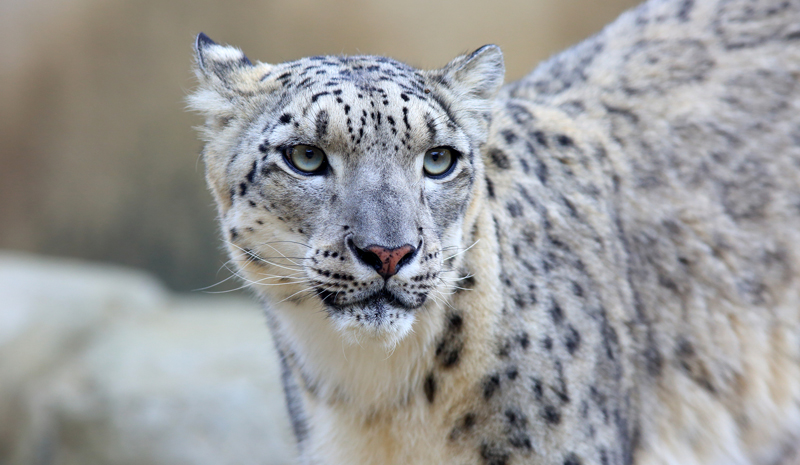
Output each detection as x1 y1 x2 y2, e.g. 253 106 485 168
440 45 505 101
189 33 276 118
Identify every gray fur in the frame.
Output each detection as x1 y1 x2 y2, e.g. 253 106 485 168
190 0 800 463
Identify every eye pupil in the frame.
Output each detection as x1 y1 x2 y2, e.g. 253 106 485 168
286 144 327 174
423 147 456 177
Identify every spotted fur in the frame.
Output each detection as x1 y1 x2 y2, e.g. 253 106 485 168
189 0 800 463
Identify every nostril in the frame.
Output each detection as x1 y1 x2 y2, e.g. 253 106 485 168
356 247 383 271
347 237 383 271
348 238 417 279
395 246 416 270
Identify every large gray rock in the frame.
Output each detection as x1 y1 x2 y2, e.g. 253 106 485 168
0 252 295 465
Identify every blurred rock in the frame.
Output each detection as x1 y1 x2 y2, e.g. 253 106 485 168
0 252 295 465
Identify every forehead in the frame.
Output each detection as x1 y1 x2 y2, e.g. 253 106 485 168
264 55 449 122
273 55 426 95
257 55 463 153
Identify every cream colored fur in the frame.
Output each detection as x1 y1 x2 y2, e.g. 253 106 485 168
189 0 800 463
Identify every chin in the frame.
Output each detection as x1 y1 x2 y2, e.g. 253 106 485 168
327 293 418 351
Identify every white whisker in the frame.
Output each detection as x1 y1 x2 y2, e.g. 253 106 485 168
444 238 481 261
225 241 305 272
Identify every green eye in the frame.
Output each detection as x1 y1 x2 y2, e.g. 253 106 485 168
286 144 327 174
423 147 456 177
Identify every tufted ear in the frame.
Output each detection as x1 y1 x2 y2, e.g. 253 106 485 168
194 33 253 85
189 33 275 124
439 45 505 100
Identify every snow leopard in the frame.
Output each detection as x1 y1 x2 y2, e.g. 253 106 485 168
188 0 800 463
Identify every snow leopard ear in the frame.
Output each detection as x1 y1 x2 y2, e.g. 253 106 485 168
190 33 274 119
439 45 505 100
193 33 253 84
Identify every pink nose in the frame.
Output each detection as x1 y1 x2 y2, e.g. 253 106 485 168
364 244 415 278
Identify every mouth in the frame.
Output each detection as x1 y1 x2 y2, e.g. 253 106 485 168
317 288 419 314
318 288 420 346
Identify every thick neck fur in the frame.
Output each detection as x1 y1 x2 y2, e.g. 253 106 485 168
262 174 502 414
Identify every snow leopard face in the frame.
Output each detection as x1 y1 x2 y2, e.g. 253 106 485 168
191 34 503 344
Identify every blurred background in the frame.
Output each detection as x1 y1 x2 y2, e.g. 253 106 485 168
0 0 639 463
0 0 639 292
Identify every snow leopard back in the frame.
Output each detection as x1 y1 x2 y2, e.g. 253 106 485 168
190 0 800 463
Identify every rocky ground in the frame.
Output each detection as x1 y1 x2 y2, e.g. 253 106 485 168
0 251 295 465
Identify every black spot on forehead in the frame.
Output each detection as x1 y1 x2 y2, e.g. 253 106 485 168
303 56 422 87
315 110 330 140
313 62 419 101
311 91 330 103
425 113 438 142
